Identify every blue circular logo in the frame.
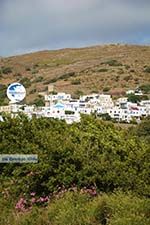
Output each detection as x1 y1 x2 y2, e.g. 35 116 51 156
7 83 26 103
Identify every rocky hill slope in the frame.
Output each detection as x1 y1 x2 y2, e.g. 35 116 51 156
0 44 150 104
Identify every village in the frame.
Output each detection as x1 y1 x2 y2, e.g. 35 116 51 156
0 84 150 124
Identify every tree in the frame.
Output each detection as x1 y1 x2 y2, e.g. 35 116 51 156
127 94 141 103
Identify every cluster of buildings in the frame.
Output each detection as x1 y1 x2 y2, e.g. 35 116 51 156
0 90 150 124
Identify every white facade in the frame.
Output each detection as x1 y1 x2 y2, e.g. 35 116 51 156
98 94 114 108
45 92 71 102
0 89 149 124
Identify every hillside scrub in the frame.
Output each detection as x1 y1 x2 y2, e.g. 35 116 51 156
1 45 150 102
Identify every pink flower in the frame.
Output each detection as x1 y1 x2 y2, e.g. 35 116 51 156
40 197 45 202
31 197 36 204
15 197 27 211
30 192 36 196
44 196 49 201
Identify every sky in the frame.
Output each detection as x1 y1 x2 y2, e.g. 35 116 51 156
0 0 150 56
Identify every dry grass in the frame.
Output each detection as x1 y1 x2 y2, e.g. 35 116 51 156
0 44 150 102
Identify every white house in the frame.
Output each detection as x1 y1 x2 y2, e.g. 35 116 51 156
98 94 114 108
45 92 71 106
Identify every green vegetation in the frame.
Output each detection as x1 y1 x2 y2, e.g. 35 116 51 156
0 115 149 224
1 191 149 225
144 66 150 73
44 72 76 84
33 96 45 106
0 66 12 74
33 76 44 83
31 69 39 74
59 72 76 80
136 116 150 143
97 68 108 72
29 88 37 94
0 84 8 105
127 93 141 103
124 65 130 70
102 59 122 67
97 113 112 121
25 67 31 71
71 79 81 85
0 115 150 224
73 90 84 98
19 77 31 88
103 87 110 92
65 110 75 115
139 84 150 94
124 75 132 82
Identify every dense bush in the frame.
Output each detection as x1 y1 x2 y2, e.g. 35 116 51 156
127 93 141 103
0 115 149 197
0 115 149 224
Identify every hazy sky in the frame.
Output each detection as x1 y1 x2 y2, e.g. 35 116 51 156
0 0 150 56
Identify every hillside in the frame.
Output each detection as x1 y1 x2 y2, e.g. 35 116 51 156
0 44 150 104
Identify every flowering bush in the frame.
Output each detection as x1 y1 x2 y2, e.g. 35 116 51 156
15 193 49 212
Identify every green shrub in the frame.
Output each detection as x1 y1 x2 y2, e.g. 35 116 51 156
102 60 122 67
20 77 31 88
1 66 12 74
31 69 39 74
71 79 81 85
114 75 120 81
29 88 37 94
144 66 150 73
33 76 43 83
45 77 58 83
33 96 45 106
125 65 130 70
73 90 84 98
103 87 110 92
127 94 141 103
0 84 7 105
97 68 108 72
59 72 76 80
117 69 124 74
33 64 39 69
139 84 150 94
124 75 132 82
130 69 135 73
65 110 75 115
25 67 31 71
97 113 112 121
